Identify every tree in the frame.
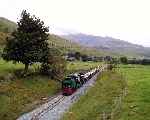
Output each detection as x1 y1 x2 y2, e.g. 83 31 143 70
74 52 81 60
81 54 88 61
40 48 66 81
141 59 150 65
2 10 49 74
120 56 128 64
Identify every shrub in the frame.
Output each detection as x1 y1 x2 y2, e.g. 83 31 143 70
120 56 128 64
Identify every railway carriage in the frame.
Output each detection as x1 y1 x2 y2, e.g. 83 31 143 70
78 72 87 84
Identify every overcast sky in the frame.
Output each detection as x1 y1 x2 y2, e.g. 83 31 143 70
1 0 150 47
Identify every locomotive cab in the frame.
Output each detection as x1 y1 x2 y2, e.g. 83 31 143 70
62 78 76 96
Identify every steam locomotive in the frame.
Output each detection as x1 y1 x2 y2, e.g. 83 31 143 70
62 66 104 96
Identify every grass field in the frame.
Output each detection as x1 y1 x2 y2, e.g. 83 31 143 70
119 64 150 120
66 61 103 74
62 70 126 120
0 59 102 120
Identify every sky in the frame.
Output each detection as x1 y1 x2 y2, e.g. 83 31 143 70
1 0 150 47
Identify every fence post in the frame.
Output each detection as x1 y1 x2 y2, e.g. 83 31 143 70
111 111 114 120
102 111 106 120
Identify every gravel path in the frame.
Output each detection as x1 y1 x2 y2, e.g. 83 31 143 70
17 66 106 120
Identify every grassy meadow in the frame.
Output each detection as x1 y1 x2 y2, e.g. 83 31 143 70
119 64 150 120
0 59 102 120
66 61 103 74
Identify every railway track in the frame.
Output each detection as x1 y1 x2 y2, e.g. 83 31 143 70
30 65 107 120
18 65 108 120
31 95 66 120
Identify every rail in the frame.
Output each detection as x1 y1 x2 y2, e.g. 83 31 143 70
17 64 108 120
31 95 66 120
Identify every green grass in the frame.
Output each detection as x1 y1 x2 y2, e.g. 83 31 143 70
0 77 60 120
62 70 125 120
118 64 150 120
0 59 24 74
0 59 102 120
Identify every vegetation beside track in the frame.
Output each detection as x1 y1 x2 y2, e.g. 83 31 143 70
62 70 126 120
0 59 102 120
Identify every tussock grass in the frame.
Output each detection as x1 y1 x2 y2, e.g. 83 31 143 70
0 77 60 120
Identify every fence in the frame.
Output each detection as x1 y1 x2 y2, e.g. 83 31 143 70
100 88 127 120
100 66 128 120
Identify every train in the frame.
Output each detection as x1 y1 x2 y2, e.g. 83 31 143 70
62 65 107 96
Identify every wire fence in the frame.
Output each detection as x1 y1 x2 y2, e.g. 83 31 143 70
100 66 128 120
100 87 127 120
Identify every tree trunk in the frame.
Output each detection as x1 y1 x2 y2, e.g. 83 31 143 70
24 63 29 74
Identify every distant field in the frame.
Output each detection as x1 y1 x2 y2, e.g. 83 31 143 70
62 70 125 120
119 64 150 120
66 61 102 74
0 59 102 120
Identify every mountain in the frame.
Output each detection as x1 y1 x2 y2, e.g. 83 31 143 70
0 17 17 33
62 33 150 58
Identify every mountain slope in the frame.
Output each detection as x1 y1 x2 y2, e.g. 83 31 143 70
0 17 17 46
48 34 111 56
0 17 17 33
62 33 150 57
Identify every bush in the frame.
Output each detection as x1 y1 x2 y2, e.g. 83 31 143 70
107 64 113 70
120 56 128 64
141 59 150 65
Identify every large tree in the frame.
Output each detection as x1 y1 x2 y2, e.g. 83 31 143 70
2 10 49 73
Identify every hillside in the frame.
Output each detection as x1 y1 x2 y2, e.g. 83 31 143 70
62 33 150 58
0 17 16 47
0 17 16 33
48 34 110 56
